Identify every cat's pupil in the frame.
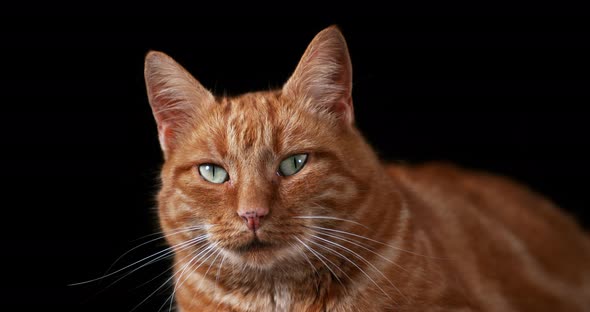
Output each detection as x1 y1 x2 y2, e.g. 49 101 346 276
279 154 308 176
198 164 228 184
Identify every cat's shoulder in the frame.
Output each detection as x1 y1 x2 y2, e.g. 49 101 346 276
383 161 586 232
384 161 507 186
384 161 550 208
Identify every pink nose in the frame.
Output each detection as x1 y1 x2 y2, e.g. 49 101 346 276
238 209 267 232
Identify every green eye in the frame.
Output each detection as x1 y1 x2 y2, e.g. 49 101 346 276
198 164 229 184
278 154 308 176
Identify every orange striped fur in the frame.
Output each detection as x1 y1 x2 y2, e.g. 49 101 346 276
144 26 590 311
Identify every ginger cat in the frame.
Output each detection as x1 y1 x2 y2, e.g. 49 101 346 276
143 26 590 311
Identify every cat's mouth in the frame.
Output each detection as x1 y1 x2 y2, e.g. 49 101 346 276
234 238 274 254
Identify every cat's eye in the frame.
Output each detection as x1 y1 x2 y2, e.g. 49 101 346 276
278 154 308 176
198 164 229 184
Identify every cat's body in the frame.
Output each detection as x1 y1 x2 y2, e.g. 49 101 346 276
144 27 590 311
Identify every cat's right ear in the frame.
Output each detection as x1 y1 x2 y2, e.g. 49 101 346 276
282 26 354 125
144 51 214 157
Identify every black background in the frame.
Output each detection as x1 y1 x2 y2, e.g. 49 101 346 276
2 7 589 312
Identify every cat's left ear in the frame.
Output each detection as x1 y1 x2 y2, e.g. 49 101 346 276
283 26 354 125
144 51 214 157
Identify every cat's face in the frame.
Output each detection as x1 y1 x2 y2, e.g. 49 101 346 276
145 27 378 269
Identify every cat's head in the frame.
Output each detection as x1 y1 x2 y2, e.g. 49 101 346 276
145 26 381 269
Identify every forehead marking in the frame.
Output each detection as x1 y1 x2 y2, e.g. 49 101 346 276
223 94 278 161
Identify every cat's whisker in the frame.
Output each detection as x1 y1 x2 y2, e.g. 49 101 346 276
70 239 202 305
292 215 370 229
69 234 208 286
294 236 347 288
131 225 205 242
163 247 215 312
140 243 214 312
139 246 206 308
215 252 227 290
131 245 211 312
290 240 322 294
100 235 209 294
311 233 407 303
134 245 203 290
103 225 205 277
307 236 396 304
315 229 412 275
290 241 320 278
166 244 219 312
184 247 223 312
309 225 443 259
204 247 223 280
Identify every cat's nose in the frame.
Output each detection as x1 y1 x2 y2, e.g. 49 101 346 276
238 208 268 232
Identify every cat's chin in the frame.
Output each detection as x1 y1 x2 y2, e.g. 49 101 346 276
234 238 274 254
225 236 287 269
